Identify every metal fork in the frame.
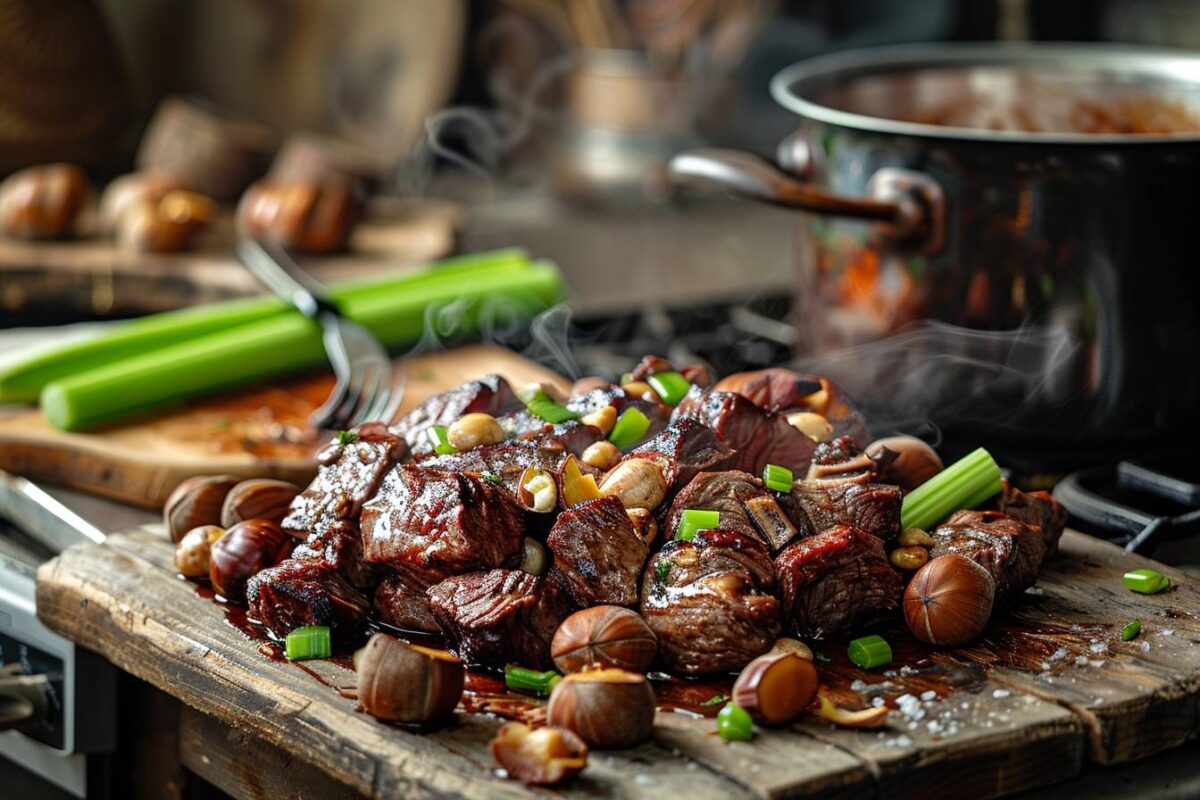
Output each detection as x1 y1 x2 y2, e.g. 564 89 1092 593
237 236 401 431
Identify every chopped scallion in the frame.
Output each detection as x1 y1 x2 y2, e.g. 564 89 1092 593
716 703 754 741
702 694 729 707
504 664 562 697
609 407 651 449
762 463 795 493
428 425 457 455
480 471 504 484
676 509 720 542
285 626 331 660
1123 569 1170 595
336 430 359 445
848 635 892 669
900 447 1002 531
655 559 672 583
1122 619 1141 641
517 384 579 424
647 371 691 406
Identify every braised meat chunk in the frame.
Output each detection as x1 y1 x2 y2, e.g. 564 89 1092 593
290 519 378 590
547 496 649 607
623 416 731 489
997 479 1067 556
932 510 1046 599
774 525 903 639
247 558 370 646
665 471 799 551
360 466 525 574
373 569 441 633
641 529 780 676
427 569 572 669
784 481 902 541
711 370 870 447
390 375 520 452
673 387 815 477
282 422 407 537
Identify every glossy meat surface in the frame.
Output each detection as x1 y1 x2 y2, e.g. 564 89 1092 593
390 375 520 452
247 558 370 646
932 510 1046 599
547 496 649 607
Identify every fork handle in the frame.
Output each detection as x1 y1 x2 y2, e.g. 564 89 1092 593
237 236 341 320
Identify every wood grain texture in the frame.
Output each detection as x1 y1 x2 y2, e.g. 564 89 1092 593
35 527 1200 798
0 344 568 509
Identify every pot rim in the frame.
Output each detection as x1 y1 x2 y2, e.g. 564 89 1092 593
771 42 1200 145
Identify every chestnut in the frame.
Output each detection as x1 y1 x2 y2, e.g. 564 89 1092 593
546 668 656 749
732 651 819 726
866 436 944 491
355 634 464 726
551 606 658 674
163 474 238 542
174 525 225 578
904 554 996 647
208 519 293 603
220 479 301 529
491 722 588 786
767 637 814 661
236 179 360 253
98 172 186 232
598 458 667 510
0 163 92 239
816 692 890 729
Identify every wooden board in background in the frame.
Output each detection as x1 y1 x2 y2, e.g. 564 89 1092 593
35 529 1200 799
0 344 567 509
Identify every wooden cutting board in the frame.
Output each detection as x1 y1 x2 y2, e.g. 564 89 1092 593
0 344 568 509
36 528 1200 799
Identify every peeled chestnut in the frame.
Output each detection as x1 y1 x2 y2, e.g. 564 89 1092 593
163 474 239 542
551 606 658 674
491 722 588 786
208 519 293 603
904 554 996 647
220 478 301 529
0 163 92 239
237 179 359 253
174 525 225 578
546 668 656 749
355 634 464 726
732 651 820 725
866 436 944 491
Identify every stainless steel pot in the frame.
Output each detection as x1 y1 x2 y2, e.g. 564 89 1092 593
671 43 1200 455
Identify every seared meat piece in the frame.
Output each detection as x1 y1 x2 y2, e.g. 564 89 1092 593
282 422 406 537
360 466 525 574
932 510 1046 599
509 417 605 456
665 471 799 551
997 479 1067 556
390 374 520 452
624 417 731 489
427 569 572 669
783 481 902 541
373 569 441 633
547 496 649 607
774 525 903 639
415 435 590 495
291 519 380 590
711 370 871 448
247 558 370 647
673 387 815 477
641 529 780 675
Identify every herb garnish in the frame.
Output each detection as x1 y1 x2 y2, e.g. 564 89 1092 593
336 430 359 445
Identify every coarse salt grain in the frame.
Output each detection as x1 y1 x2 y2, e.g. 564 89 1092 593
1074 655 1089 665
1051 647 1068 661
920 690 937 702
993 689 1011 699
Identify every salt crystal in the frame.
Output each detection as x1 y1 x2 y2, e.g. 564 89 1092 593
686 762 699 771
872 696 887 708
1089 642 1108 654
1074 655 1090 666
920 690 937 702
850 679 868 692
886 734 913 748
926 720 944 734
1141 640 1152 654
1040 662 1051 671
960 702 970 710
634 774 655 785
1089 659 1107 668
1026 586 1045 596
899 665 919 676
1051 647 1068 661
1161 629 1175 637
993 689 1011 699
908 721 918 730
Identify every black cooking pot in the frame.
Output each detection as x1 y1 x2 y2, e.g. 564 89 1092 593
671 43 1200 458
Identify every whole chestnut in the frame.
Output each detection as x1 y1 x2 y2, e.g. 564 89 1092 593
355 634 464 726
116 189 215 252
866 436 944 491
732 651 819 726
0 163 92 239
220 478 301 529
551 606 658 674
546 668 656 749
98 172 185 232
236 179 360 253
904 554 996 647
163 474 239 542
208 519 293 603
491 722 588 786
174 525 225 578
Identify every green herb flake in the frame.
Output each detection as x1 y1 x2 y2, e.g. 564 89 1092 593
655 560 672 583
701 694 729 707
336 430 359 445
480 471 504 484
813 650 830 663
1122 619 1142 641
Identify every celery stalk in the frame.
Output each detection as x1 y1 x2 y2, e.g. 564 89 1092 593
41 259 564 431
900 447 1002 531
0 248 531 404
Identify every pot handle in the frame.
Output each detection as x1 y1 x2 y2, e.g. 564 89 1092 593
669 147 945 255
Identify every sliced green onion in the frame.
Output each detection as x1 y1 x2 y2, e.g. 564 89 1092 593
655 559 672 582
428 425 457 455
1123 569 1170 595
762 463 795 493
285 626 331 660
480 471 504 484
504 664 562 697
702 694 729 707
900 447 1002 531
336 430 359 445
647 371 691 406
1122 619 1142 641
676 509 720 542
609 408 651 449
517 384 579 424
717 703 754 741
848 635 892 669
